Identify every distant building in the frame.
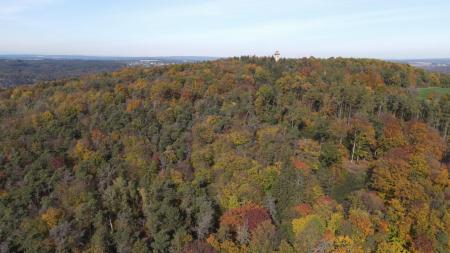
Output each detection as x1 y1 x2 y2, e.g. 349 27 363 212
274 51 281 62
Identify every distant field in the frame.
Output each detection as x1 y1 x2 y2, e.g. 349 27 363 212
417 87 450 98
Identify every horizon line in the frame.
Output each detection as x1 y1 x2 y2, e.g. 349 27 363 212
1 53 450 61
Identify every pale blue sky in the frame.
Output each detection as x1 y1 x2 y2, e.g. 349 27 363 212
1 0 450 58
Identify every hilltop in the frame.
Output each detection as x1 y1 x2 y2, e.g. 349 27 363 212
0 57 449 252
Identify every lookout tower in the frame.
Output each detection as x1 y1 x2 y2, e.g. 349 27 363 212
274 51 281 62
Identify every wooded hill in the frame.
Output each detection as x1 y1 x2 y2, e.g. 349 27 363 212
0 57 449 252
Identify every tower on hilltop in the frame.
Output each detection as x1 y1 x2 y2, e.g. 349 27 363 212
274 51 281 62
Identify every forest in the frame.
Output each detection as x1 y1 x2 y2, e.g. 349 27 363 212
0 57 449 253
0 59 125 87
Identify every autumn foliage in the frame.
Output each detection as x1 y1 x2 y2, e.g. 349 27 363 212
0 57 449 252
220 203 271 232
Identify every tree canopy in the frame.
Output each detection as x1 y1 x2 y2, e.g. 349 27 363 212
0 57 449 252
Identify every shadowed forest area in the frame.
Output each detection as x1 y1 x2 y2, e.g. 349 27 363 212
0 59 126 87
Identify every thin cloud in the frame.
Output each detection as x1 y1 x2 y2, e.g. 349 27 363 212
158 6 425 41
0 0 57 17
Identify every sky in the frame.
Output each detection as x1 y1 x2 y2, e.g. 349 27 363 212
1 0 450 58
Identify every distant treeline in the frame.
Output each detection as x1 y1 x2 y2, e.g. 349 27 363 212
0 59 126 87
421 65 450 74
392 59 450 74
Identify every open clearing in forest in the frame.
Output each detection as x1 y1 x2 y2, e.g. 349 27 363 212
417 87 450 99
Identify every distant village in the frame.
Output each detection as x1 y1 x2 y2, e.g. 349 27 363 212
125 57 214 67
126 60 168 67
